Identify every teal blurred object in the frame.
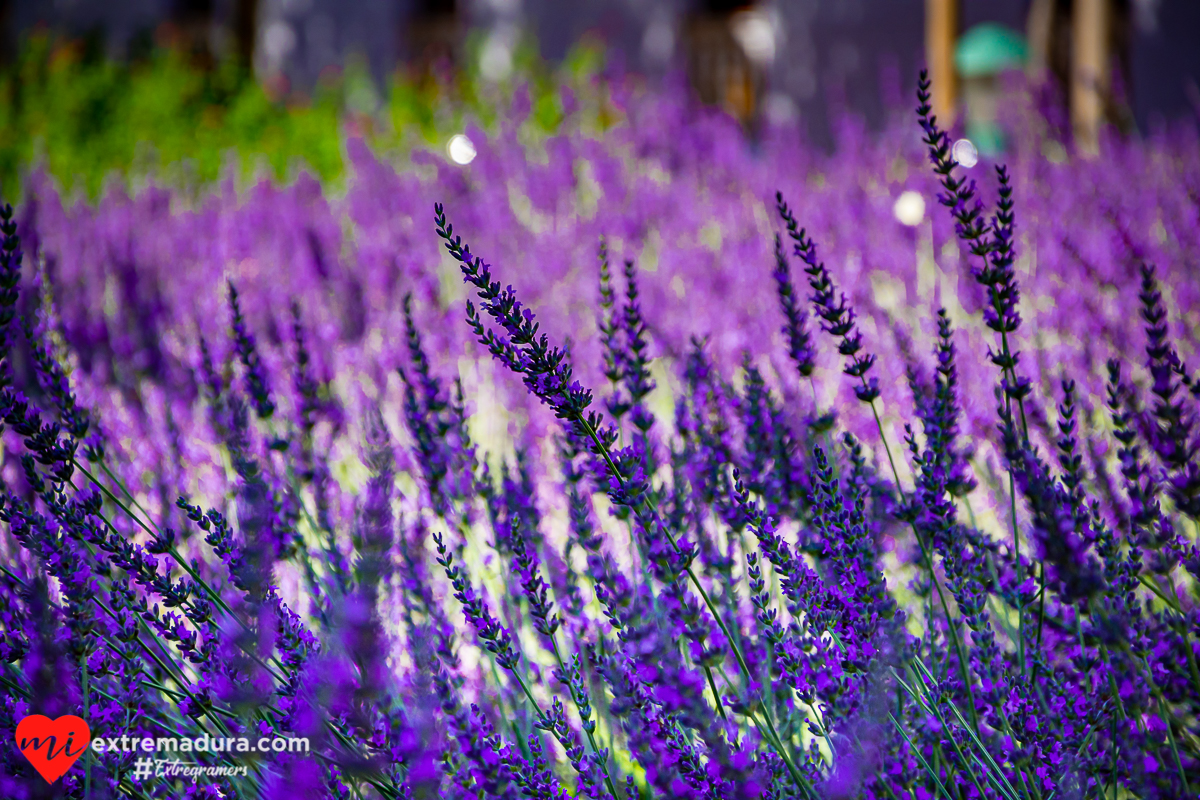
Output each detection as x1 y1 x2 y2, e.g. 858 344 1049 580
956 23 1027 156
955 23 1027 78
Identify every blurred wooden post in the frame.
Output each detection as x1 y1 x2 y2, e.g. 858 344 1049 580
1072 0 1108 155
171 0 216 69
684 1 763 128
926 0 959 126
1025 0 1053 79
233 0 259 73
169 0 256 72
0 0 12 67
407 0 459 79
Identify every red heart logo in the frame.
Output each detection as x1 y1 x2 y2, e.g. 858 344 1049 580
14 715 91 784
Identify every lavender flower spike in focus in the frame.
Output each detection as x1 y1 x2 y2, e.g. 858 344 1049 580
433 530 520 671
598 238 630 422
1138 264 1200 519
0 203 22 389
771 232 816 380
776 192 878 403
434 203 612 447
916 70 1031 414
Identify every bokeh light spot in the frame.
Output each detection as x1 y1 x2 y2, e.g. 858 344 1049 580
893 191 926 226
952 138 979 168
447 134 477 165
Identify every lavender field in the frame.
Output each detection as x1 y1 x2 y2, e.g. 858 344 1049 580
1 64 1200 800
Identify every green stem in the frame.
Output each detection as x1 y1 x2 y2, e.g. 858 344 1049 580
999 353 1035 680
1133 573 1200 701
73 462 291 683
578 418 756 687
1107 715 1118 800
866 400 980 733
703 664 728 724
1138 652 1193 794
547 637 622 800
1009 469 1026 677
804 700 837 764
752 708 815 799
889 714 954 800
896 669 990 800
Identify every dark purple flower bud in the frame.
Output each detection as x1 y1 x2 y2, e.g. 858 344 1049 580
227 280 275 420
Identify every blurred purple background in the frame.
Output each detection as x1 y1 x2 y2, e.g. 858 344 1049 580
3 0 1198 146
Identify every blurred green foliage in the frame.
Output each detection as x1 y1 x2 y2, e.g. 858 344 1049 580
0 29 611 200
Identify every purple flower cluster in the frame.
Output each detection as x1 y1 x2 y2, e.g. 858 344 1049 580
0 69 1199 800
